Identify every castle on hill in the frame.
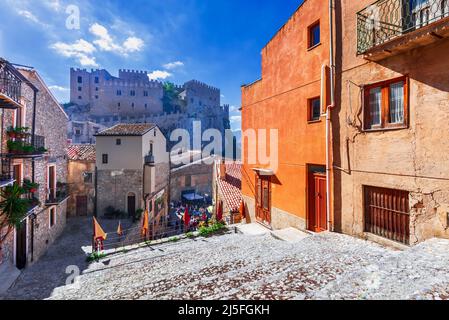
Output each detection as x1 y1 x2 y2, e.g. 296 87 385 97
65 68 231 148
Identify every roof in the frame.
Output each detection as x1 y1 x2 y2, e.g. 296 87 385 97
67 144 96 161
95 123 156 136
216 161 242 212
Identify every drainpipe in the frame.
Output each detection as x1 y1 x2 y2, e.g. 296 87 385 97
31 89 37 184
327 0 335 232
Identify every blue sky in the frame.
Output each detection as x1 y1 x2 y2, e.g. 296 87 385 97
0 0 302 131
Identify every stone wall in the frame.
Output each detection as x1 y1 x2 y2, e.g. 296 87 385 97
97 169 144 216
170 162 213 202
67 160 96 217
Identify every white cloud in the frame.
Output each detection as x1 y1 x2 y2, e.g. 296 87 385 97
230 115 242 123
163 61 184 70
147 70 172 81
50 39 98 67
49 85 69 92
42 0 62 12
17 10 49 28
229 105 240 112
89 23 144 55
123 37 144 52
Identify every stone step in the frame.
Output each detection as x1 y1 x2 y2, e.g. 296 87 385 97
271 227 311 243
235 223 271 236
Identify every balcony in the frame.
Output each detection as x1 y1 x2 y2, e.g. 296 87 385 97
0 157 14 187
45 183 69 206
3 129 47 159
357 0 449 60
0 59 23 109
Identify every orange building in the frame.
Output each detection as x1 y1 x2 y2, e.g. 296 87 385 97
241 0 332 232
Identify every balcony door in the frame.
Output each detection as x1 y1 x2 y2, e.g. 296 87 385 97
47 165 56 201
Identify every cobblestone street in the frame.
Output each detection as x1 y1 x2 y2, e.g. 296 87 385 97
3 217 449 300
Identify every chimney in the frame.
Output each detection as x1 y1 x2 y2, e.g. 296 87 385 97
219 159 226 180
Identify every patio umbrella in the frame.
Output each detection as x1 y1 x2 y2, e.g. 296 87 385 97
93 217 107 241
117 221 123 237
217 202 223 222
184 206 191 227
141 210 149 237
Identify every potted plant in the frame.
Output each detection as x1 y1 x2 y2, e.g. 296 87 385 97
7 140 22 154
23 179 39 194
6 127 16 139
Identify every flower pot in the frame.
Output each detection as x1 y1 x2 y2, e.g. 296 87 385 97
30 188 37 193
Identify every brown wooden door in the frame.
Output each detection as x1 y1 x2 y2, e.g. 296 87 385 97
16 220 27 269
308 173 327 232
48 166 56 200
13 164 21 185
255 175 271 227
127 194 136 218
76 196 88 216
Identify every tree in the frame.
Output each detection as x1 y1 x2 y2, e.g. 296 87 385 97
162 82 181 113
0 184 29 249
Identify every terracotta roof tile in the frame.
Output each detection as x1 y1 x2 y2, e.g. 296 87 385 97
67 144 96 161
217 162 242 212
95 123 156 136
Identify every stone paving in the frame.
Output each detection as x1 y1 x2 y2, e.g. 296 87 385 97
4 217 449 300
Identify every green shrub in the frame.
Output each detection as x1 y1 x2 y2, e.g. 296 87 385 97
185 232 196 239
86 252 106 263
198 222 227 238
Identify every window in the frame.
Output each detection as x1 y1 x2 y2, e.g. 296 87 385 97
49 207 56 227
364 76 408 130
149 143 153 155
145 104 148 109
130 90 136 96
117 90 122 96
95 76 99 84
78 96 82 100
78 86 82 92
116 139 122 145
102 154 108 164
47 165 56 201
95 87 99 91
77 76 82 84
308 21 320 49
308 97 321 122
95 95 98 99
84 172 93 183
185 175 191 187
75 128 81 135
144 91 148 97
131 103 135 109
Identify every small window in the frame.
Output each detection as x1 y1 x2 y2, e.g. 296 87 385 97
78 86 82 92
78 96 82 100
154 130 157 137
95 87 99 91
77 76 82 84
75 129 81 135
49 207 56 227
308 21 320 49
364 76 408 130
308 97 321 122
95 76 99 84
116 139 122 146
131 103 135 109
95 95 98 99
117 90 122 96
130 90 136 96
185 175 192 187
84 172 93 183
145 104 148 109
144 91 148 97
102 154 108 164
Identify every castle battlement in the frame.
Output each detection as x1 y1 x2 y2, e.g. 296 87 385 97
185 79 220 93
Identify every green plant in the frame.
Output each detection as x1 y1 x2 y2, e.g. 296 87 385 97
134 208 144 222
0 184 30 248
185 232 196 239
23 179 39 193
86 251 107 263
169 237 181 243
198 222 228 238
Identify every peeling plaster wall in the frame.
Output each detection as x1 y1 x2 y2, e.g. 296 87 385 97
333 0 449 245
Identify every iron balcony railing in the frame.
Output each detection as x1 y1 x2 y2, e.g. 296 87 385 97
357 0 449 54
0 60 22 107
46 183 69 205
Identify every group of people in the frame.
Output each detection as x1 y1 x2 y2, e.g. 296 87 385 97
172 202 213 231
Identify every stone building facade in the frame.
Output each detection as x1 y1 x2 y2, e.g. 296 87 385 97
332 0 449 246
68 120 105 144
0 59 69 271
67 68 230 150
67 144 96 217
95 124 169 225
170 156 214 203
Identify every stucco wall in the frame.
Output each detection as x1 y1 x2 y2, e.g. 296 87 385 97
67 160 96 217
333 0 449 244
241 0 329 230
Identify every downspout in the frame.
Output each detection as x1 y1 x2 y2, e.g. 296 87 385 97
31 89 37 184
327 0 335 232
